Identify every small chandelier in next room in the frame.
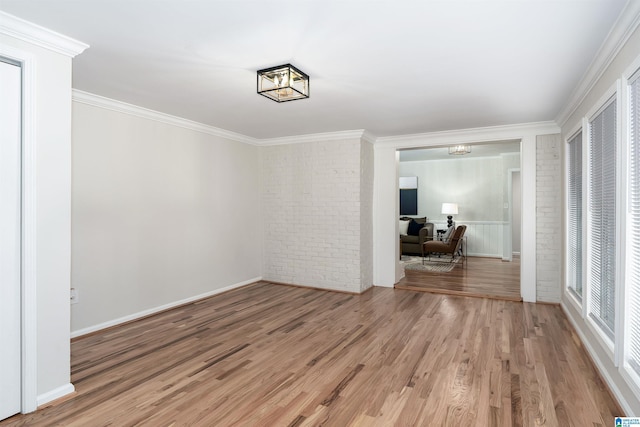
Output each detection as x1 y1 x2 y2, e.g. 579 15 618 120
449 145 472 155
257 64 309 103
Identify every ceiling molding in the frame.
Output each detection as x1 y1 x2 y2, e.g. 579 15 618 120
72 90 259 145
555 0 640 128
73 90 377 146
73 90 564 149
361 130 378 145
256 130 371 146
375 121 560 149
0 11 88 57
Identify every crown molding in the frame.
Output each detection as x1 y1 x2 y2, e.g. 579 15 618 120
375 121 560 149
73 90 562 149
361 130 378 144
72 90 259 145
255 129 372 146
72 90 372 146
0 11 88 57
556 0 640 128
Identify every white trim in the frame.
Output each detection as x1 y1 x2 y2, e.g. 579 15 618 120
621 50 640 404
0 44 38 414
376 121 560 148
20 49 37 415
0 11 88 58
72 90 378 147
615 79 624 368
505 168 521 262
521 135 536 303
563 122 584 303
564 288 583 316
561 302 634 416
581 117 589 321
257 129 369 146
36 383 74 407
70 277 261 338
556 1 640 127
583 81 620 361
72 90 259 145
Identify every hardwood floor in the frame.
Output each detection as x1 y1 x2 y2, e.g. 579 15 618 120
396 256 522 301
1 282 621 426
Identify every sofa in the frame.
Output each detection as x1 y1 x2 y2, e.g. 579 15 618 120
400 216 434 255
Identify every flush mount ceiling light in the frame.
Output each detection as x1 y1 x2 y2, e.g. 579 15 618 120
449 145 472 155
257 64 309 103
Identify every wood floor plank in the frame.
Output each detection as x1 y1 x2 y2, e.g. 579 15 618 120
0 282 622 426
396 256 522 301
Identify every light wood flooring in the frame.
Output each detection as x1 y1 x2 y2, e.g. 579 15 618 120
397 256 522 301
1 282 620 426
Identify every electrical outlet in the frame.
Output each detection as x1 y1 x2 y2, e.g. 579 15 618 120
70 288 79 304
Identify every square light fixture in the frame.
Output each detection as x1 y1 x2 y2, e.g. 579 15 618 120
257 64 309 103
449 145 471 155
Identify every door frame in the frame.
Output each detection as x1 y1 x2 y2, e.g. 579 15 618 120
504 168 521 262
1 46 38 413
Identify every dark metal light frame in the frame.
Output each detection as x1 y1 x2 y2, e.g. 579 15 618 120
257 64 310 103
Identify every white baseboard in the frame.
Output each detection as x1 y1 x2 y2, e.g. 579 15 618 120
71 277 261 338
561 302 634 415
467 252 502 258
37 383 75 407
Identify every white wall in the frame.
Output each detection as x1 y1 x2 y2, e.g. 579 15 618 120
260 137 372 293
0 21 87 408
71 99 262 334
399 156 506 222
399 154 521 258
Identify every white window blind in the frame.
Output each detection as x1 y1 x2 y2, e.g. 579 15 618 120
589 97 617 338
568 132 583 298
627 71 640 376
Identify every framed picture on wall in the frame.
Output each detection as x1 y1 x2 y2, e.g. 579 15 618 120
399 177 418 215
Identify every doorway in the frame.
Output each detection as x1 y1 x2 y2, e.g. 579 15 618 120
395 141 522 300
0 57 22 420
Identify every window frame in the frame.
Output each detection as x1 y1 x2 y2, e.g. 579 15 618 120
621 56 640 396
564 120 586 312
584 80 621 361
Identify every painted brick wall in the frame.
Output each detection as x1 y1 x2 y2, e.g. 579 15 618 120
261 138 372 293
536 134 562 302
360 140 374 292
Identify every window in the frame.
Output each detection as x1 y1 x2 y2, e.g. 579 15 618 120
567 131 583 298
588 97 617 338
627 70 640 377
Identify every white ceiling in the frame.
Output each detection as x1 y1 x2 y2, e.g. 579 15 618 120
0 0 628 139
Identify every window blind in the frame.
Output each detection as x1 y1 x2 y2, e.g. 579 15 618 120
589 97 617 338
628 71 640 376
568 132 583 298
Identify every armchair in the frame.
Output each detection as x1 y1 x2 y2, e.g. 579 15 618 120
422 225 467 264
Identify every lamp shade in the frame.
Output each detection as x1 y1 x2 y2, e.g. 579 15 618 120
441 203 458 215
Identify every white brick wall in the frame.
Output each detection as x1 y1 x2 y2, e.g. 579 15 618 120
261 138 372 293
536 134 562 302
360 140 374 292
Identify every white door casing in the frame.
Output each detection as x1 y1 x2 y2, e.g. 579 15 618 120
0 58 22 421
